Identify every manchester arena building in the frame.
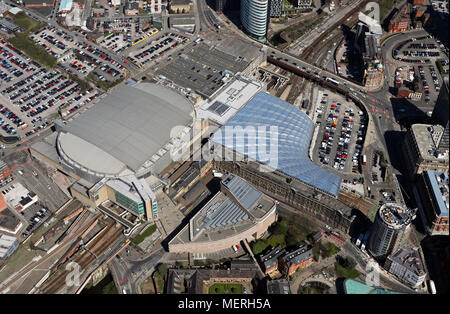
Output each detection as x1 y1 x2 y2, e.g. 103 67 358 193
30 81 195 225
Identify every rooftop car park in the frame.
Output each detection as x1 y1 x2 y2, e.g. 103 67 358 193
126 33 187 68
0 41 100 138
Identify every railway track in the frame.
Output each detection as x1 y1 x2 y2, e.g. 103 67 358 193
0 213 102 294
40 222 123 294
301 0 374 61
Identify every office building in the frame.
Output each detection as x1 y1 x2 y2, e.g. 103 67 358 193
368 203 417 259
402 124 449 178
240 0 269 40
385 247 427 288
416 171 449 235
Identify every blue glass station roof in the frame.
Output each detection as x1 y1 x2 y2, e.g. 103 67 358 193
211 92 341 196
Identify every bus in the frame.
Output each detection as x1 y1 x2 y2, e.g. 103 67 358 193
428 280 436 294
326 77 340 86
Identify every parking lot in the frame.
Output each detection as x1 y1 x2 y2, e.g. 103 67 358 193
393 34 448 64
313 92 367 176
99 25 160 54
19 203 50 239
0 39 98 138
31 25 127 82
126 32 187 68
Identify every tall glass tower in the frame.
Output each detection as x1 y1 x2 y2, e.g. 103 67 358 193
240 0 269 40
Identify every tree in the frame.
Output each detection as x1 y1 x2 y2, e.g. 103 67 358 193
157 263 168 277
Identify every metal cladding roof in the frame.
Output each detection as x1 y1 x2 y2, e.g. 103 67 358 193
221 173 262 211
211 92 342 196
59 83 194 172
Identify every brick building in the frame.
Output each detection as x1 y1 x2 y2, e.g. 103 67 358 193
278 245 313 275
260 245 286 274
388 5 410 33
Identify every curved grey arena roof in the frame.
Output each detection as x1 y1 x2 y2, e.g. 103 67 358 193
211 92 341 196
58 82 194 174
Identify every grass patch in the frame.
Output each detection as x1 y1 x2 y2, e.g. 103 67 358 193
270 14 325 47
209 283 243 294
334 262 360 279
0 245 37 283
8 33 57 69
380 0 399 22
13 12 43 32
314 241 341 259
132 224 157 245
87 71 125 90
370 205 377 222
436 60 448 74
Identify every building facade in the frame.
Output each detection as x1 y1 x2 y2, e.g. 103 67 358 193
260 245 286 274
269 0 283 17
241 0 269 40
0 234 18 264
368 203 417 259
432 78 449 130
388 5 410 33
416 171 449 235
168 173 278 254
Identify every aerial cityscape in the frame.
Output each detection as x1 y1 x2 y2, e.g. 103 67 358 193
0 0 447 299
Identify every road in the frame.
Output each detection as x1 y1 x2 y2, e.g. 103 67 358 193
109 247 166 294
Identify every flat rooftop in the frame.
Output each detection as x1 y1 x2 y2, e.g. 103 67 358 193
155 43 250 98
57 82 194 173
196 75 263 125
0 208 21 233
379 203 416 229
389 247 426 276
411 124 448 162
